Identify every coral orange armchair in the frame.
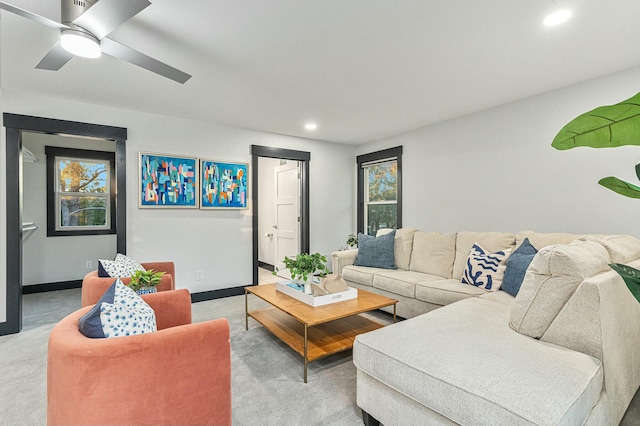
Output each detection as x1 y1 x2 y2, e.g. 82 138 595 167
81 261 175 307
47 289 231 426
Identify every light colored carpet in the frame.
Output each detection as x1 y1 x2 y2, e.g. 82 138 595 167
2 288 639 425
0 288 392 425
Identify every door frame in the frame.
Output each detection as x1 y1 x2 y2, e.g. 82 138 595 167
1 113 127 336
251 145 310 286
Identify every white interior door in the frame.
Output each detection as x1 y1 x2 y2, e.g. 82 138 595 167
274 162 300 279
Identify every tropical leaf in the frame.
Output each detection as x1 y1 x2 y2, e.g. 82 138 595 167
552 92 640 150
609 263 640 304
598 176 640 199
635 163 640 182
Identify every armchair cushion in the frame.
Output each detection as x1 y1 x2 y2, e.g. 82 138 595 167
79 279 156 338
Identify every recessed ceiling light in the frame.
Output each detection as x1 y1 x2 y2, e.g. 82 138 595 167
304 123 317 131
543 9 572 26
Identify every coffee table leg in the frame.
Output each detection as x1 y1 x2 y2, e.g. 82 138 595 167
245 289 248 331
304 323 308 383
393 304 397 323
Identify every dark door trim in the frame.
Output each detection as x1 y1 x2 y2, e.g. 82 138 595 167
250 145 310 286
1 113 127 336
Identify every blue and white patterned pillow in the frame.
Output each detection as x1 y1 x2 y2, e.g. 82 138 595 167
461 243 511 291
78 278 157 338
98 253 146 278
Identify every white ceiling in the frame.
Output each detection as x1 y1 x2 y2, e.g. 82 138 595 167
2 0 639 144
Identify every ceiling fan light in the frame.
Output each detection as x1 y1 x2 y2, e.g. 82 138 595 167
543 9 572 26
60 29 101 58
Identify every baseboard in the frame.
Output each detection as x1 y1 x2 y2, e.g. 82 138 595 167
258 261 274 271
191 285 246 303
22 280 82 294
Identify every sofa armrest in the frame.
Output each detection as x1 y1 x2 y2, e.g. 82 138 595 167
331 249 358 275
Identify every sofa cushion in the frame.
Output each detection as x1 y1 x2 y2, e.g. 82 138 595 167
515 231 580 251
501 237 538 297
355 230 397 269
342 265 388 287
478 290 516 307
354 297 603 426
577 234 640 264
376 228 417 270
510 239 611 339
415 278 486 305
78 279 157 338
409 231 456 278
372 270 433 298
452 232 515 280
461 243 511 291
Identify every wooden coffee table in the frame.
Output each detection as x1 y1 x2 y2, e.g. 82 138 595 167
245 283 398 383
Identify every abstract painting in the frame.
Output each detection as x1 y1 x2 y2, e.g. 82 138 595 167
200 159 248 209
139 152 198 208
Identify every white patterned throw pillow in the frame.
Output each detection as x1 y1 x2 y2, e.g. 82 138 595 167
98 253 146 278
78 279 157 338
461 243 511 291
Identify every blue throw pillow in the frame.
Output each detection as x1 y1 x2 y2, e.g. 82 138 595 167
354 230 397 269
501 238 538 297
78 278 157 338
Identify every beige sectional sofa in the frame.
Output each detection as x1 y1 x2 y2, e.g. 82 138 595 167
331 230 640 426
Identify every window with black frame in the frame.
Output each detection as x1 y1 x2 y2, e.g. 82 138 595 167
357 146 402 236
45 146 116 237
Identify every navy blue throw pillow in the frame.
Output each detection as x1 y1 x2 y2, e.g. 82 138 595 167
354 230 397 269
501 238 538 297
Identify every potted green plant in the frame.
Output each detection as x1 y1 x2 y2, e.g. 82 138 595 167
128 269 165 295
273 252 330 295
346 233 358 249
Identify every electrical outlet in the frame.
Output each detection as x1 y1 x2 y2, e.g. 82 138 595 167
195 270 204 281
86 260 92 269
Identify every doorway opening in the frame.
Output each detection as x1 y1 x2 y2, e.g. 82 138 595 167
1 113 127 336
251 145 310 286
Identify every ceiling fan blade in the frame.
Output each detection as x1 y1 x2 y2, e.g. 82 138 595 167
101 38 191 84
0 1 67 30
35 41 74 71
73 0 150 40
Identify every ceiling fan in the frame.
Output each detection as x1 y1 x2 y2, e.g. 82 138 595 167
0 0 191 83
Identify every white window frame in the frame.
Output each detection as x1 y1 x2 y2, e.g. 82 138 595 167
363 158 398 235
54 156 111 232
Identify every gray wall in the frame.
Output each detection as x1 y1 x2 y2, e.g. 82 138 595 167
357 66 640 237
21 133 117 285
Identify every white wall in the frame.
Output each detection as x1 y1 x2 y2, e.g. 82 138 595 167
21 133 117 285
1 89 356 296
358 67 640 237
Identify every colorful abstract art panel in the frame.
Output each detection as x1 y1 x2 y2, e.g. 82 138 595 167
200 159 248 209
139 153 198 208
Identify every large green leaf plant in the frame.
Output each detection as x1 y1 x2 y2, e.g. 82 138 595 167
552 92 640 303
552 92 640 198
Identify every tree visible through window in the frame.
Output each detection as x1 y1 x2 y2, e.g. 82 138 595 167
365 161 397 235
357 146 402 236
46 146 116 236
57 157 109 229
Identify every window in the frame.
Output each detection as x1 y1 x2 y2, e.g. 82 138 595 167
46 146 116 236
357 146 402 236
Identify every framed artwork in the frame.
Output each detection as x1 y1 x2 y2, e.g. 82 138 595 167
139 152 198 208
200 159 248 209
